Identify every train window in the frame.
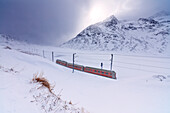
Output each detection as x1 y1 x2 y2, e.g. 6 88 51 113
102 72 104 74
98 71 100 73
106 72 108 75
95 70 97 72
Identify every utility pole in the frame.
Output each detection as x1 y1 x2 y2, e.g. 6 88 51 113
72 53 76 73
110 54 113 71
52 51 54 62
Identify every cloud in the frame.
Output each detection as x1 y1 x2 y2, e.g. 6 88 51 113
0 0 169 45
0 0 90 45
89 0 170 20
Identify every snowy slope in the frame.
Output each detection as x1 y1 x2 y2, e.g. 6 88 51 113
0 44 87 113
61 11 170 55
1 35 170 113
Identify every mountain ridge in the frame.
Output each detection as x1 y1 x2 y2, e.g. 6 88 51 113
61 11 170 55
149 11 170 18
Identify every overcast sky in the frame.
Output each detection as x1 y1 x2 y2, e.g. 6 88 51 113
0 0 170 46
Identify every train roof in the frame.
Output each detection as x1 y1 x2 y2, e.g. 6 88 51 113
85 66 116 73
56 59 67 62
56 59 115 73
67 63 84 67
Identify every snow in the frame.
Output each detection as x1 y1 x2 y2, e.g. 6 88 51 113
0 37 170 113
61 12 170 55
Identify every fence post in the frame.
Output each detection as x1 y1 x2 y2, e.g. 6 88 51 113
72 53 76 73
52 51 54 62
110 54 113 71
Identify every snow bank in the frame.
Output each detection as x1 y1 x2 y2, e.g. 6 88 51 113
0 39 170 113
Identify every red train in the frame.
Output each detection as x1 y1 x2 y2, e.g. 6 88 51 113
56 59 116 79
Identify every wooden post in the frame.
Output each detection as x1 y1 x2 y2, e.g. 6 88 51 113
110 54 113 71
72 53 76 73
52 51 54 62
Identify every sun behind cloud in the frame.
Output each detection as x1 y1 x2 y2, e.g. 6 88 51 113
89 4 106 24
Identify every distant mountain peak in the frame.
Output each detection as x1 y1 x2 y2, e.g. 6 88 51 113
103 15 119 25
150 10 170 18
0 34 14 41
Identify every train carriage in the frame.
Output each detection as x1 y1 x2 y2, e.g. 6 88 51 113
84 66 116 79
67 63 84 71
56 59 116 79
56 59 67 66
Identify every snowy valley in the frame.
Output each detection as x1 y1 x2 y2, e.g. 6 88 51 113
0 32 170 113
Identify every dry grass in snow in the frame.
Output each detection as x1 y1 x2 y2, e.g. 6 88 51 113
0 65 18 74
30 72 89 113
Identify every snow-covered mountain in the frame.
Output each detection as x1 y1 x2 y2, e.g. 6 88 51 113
0 34 29 47
61 11 170 54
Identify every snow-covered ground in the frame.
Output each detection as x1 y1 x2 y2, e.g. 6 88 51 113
0 39 170 113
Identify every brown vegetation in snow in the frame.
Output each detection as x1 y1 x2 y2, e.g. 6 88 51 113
32 72 55 95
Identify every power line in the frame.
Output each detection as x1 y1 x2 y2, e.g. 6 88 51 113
115 54 170 59
114 65 170 75
76 52 111 56
76 57 110 62
54 54 71 57
54 52 72 54
115 57 170 64
76 59 102 64
114 61 170 70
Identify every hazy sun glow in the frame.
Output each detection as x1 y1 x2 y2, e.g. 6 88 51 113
89 4 106 24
